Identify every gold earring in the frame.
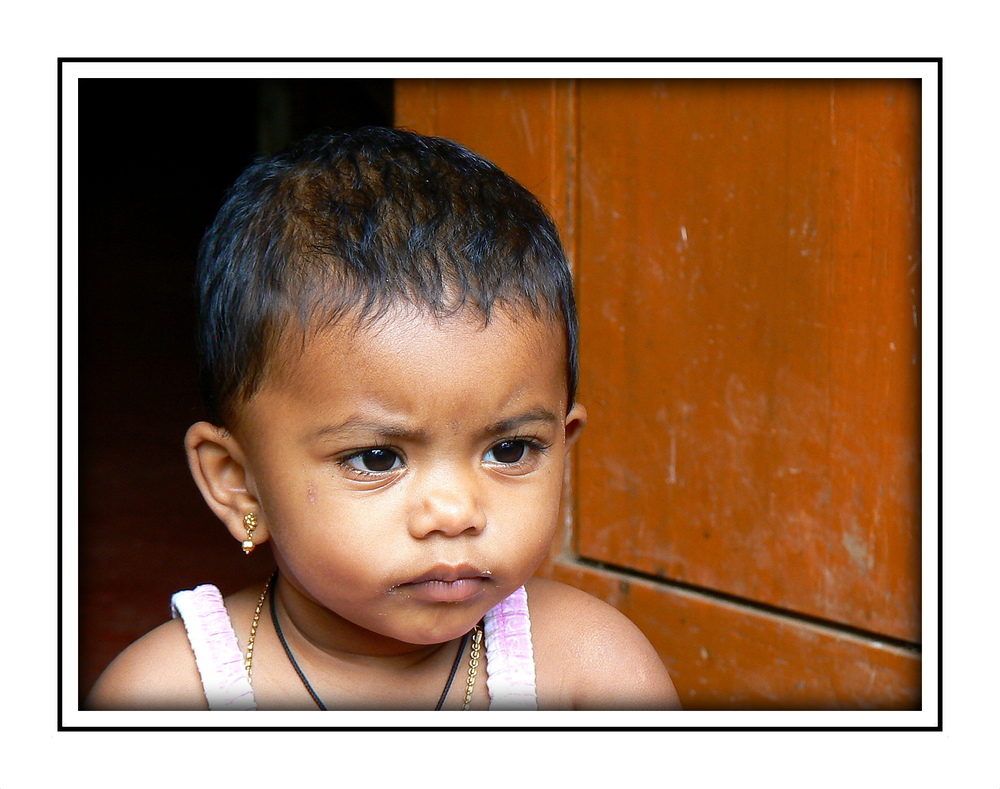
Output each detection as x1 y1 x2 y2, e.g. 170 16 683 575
242 513 258 555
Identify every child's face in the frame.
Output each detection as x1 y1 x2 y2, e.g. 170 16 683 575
234 305 585 647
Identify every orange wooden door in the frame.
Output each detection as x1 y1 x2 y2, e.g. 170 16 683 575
396 78 921 710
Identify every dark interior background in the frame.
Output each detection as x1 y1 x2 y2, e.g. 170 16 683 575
77 78 394 703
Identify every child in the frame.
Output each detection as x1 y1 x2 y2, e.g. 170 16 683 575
86 127 681 711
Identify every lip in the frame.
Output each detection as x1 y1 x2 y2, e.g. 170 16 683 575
393 564 491 603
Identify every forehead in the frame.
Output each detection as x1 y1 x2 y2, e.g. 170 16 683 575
242 305 569 429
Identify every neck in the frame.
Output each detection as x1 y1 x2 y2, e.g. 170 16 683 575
270 566 450 666
260 567 477 710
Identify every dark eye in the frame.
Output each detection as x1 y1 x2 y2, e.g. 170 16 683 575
345 448 401 473
486 440 528 465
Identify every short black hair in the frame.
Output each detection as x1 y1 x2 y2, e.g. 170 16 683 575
195 126 578 426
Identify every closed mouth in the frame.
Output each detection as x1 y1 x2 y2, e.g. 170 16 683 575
400 564 490 586
392 564 492 603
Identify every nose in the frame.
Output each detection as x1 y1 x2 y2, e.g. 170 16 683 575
407 469 487 539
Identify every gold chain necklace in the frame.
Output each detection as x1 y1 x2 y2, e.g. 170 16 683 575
243 574 272 683
462 623 483 710
244 574 483 710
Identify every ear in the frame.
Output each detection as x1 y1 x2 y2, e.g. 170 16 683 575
184 421 270 549
564 402 588 449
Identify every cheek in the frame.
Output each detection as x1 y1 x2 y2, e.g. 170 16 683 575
290 479 400 548
254 470 311 520
495 469 565 544
254 470 345 549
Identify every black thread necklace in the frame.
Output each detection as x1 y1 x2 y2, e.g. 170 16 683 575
268 572 471 711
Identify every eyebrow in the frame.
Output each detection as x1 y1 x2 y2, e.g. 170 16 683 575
485 407 560 436
306 406 560 444
306 417 426 443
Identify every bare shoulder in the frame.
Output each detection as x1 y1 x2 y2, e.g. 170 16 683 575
523 577 682 710
84 582 265 711
84 616 209 711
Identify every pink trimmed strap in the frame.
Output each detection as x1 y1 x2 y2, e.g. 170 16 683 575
483 585 538 710
171 584 257 711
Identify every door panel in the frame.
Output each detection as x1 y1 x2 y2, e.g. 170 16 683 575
574 79 920 641
552 562 919 710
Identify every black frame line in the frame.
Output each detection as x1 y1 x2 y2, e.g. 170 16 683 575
58 56 943 733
